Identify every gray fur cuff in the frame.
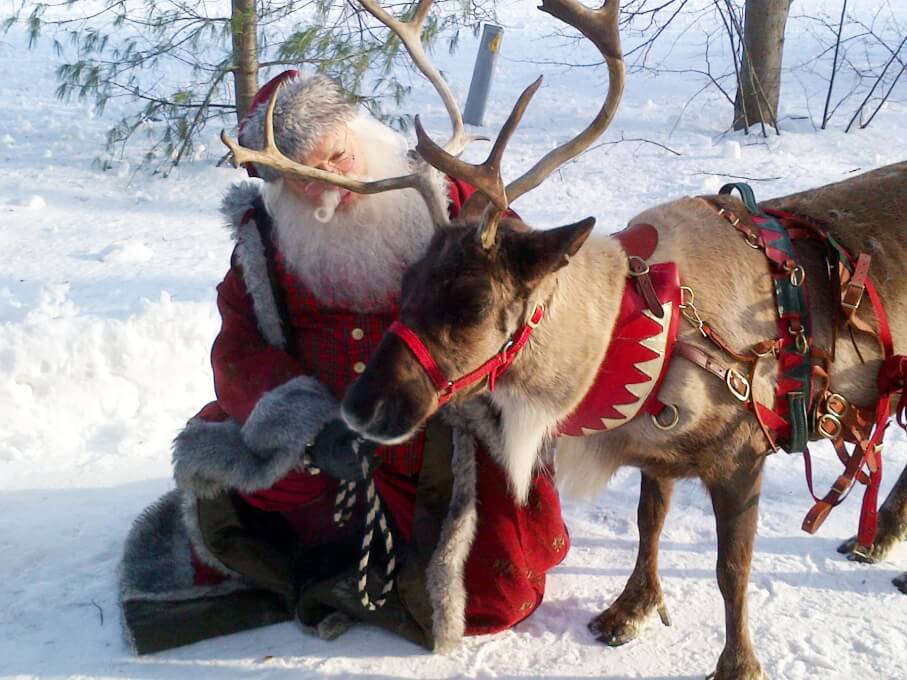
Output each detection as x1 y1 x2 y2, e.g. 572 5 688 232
240 375 337 456
172 377 336 498
172 419 285 498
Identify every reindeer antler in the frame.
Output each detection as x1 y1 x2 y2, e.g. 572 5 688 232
505 0 624 203
416 0 625 248
357 0 467 156
220 0 467 227
415 76 543 245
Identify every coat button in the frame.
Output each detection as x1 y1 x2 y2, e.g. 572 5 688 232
351 327 364 340
353 361 366 374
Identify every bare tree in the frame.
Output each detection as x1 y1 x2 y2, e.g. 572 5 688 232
733 0 791 131
232 0 260 122
795 1 905 131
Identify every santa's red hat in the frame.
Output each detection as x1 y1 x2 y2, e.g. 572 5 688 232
238 71 359 181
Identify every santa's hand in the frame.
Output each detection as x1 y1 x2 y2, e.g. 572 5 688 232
310 419 379 481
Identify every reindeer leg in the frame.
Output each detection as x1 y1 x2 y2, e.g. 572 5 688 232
707 459 765 680
589 473 674 646
838 464 907 573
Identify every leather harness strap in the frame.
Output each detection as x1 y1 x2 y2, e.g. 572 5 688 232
691 187 905 554
617 223 665 318
386 197 906 554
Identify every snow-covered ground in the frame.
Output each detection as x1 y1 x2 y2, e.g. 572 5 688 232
1 0 906 678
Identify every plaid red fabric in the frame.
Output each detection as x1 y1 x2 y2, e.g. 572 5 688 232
274 253 425 476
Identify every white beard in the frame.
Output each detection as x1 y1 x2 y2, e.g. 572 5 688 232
264 113 440 312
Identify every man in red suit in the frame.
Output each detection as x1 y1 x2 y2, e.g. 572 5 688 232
120 72 569 654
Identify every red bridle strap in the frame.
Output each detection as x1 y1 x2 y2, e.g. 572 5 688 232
388 305 544 407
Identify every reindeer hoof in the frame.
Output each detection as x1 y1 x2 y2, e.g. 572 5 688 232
588 603 656 647
838 516 906 563
894 572 907 594
837 534 899 563
710 650 765 680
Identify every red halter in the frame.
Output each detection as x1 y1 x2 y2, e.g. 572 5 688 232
388 305 545 406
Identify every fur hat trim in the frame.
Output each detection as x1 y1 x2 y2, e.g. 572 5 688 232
239 73 358 182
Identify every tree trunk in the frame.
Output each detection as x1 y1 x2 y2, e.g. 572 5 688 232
733 0 791 132
231 0 259 124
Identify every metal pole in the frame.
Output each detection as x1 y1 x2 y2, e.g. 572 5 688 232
463 24 504 127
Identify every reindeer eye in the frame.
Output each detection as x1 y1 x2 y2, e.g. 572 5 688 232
445 282 492 326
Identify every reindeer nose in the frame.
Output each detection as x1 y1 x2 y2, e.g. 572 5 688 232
341 394 385 436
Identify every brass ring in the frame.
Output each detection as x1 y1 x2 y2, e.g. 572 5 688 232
790 266 806 287
651 404 680 431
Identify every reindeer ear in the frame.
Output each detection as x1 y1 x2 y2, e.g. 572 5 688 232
505 217 595 285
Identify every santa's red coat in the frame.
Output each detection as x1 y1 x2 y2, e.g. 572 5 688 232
194 177 570 636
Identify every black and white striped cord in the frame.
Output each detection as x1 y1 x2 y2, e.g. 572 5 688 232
311 441 396 610
355 452 397 611
333 480 357 527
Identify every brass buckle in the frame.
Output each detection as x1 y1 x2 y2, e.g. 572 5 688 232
789 265 806 287
650 404 680 431
841 283 865 311
817 412 843 439
825 392 849 417
718 207 741 228
627 255 650 277
745 231 762 250
725 369 751 402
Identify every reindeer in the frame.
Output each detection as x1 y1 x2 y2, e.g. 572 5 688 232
223 0 907 677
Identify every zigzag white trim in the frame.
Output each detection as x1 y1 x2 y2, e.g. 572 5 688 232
599 300 673 430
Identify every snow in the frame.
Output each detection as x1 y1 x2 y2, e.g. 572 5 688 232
1 0 906 678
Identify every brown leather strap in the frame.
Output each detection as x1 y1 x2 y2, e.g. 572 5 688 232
703 196 763 248
802 441 869 533
841 252 878 337
701 322 760 364
674 341 782 450
628 256 665 319
674 341 730 382
674 342 751 399
842 252 870 311
614 223 665 319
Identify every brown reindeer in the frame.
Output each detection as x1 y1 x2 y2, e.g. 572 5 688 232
222 1 907 677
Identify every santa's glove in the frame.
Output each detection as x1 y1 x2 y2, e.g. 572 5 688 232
309 419 379 481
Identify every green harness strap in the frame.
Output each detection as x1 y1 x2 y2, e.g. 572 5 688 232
720 182 813 453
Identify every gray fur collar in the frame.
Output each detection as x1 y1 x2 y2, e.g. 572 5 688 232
221 181 285 348
221 181 263 239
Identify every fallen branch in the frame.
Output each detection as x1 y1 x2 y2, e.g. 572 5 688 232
694 171 782 182
588 134 682 156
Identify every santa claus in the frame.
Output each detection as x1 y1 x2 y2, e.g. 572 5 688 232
119 71 570 654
